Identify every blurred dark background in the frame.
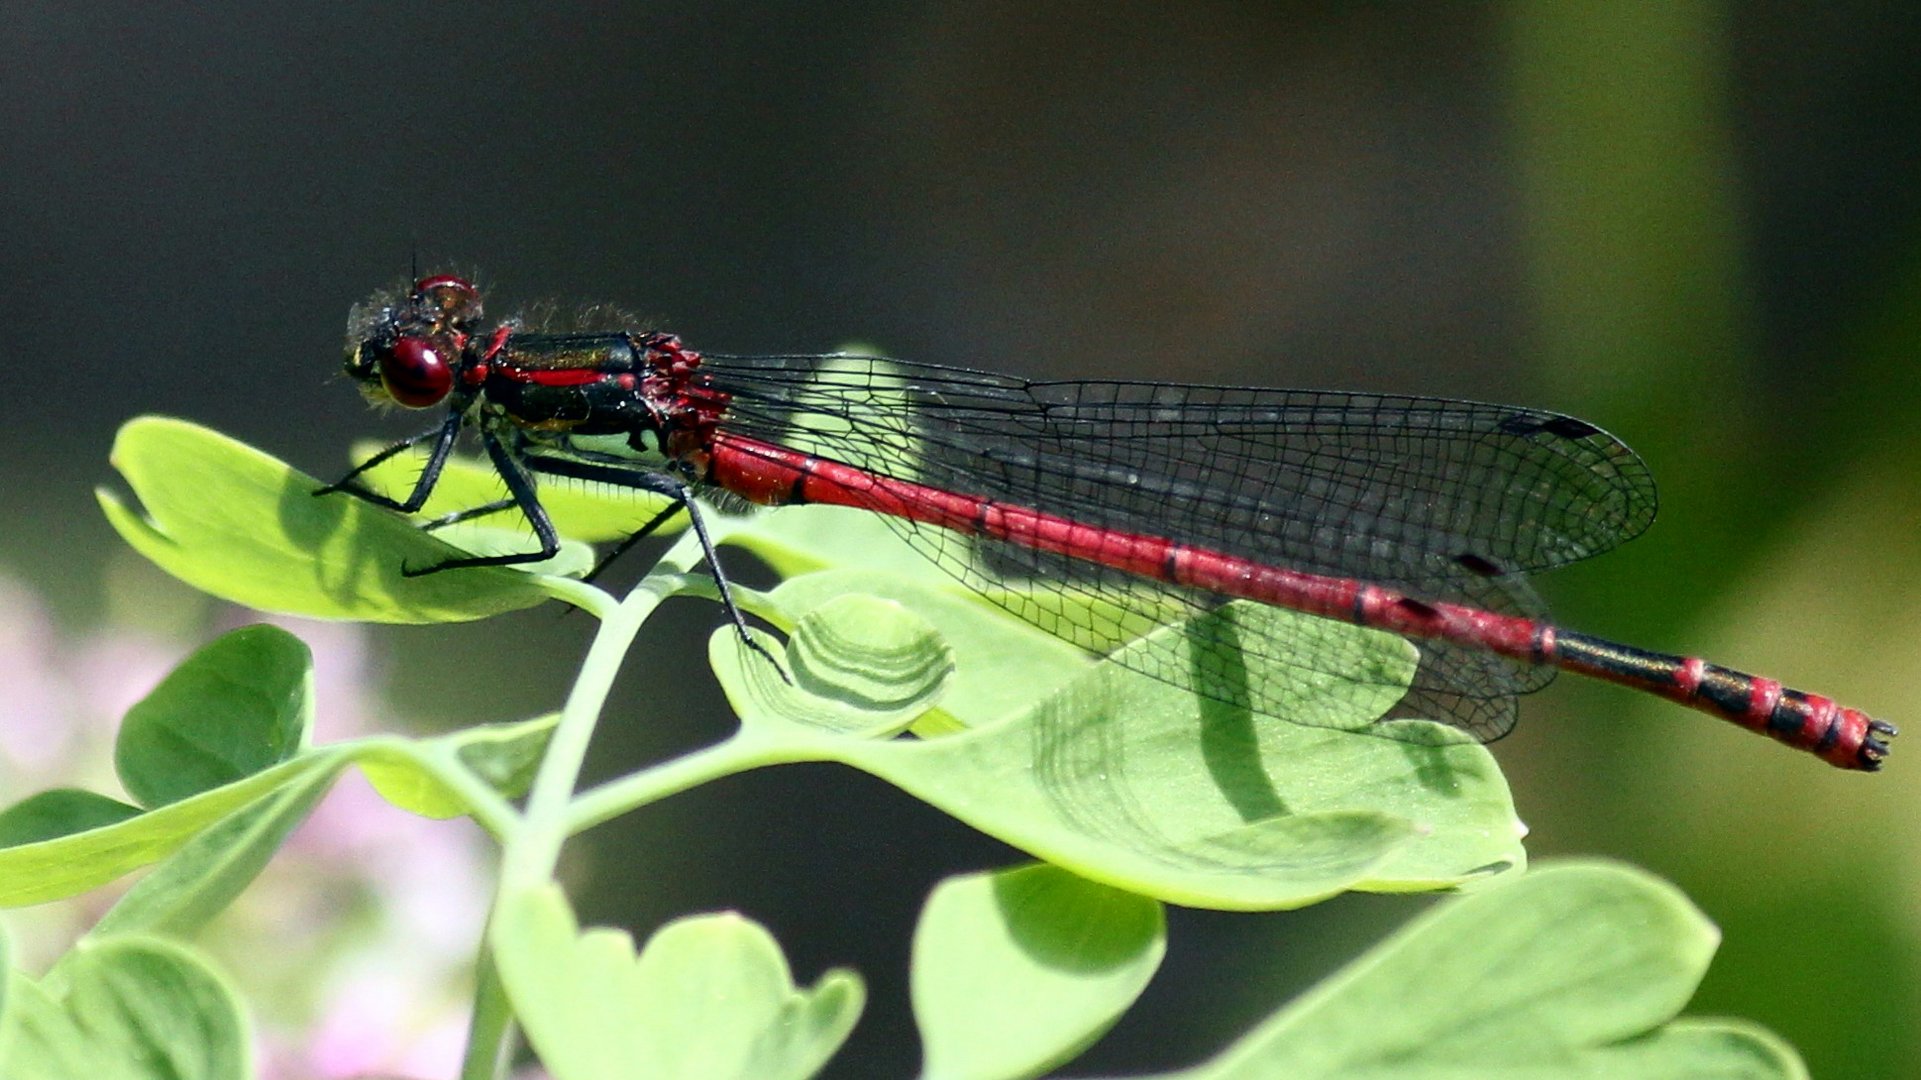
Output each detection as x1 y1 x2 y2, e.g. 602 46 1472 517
5 3 1919 1077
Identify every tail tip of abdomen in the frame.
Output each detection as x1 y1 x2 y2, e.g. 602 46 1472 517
1859 716 1897 770
1825 710 1896 771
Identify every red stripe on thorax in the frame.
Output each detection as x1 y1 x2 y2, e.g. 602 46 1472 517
493 366 609 386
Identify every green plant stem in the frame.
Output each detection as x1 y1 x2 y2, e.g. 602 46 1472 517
458 530 707 1078
458 944 513 1080
566 729 829 837
538 572 619 619
502 542 693 885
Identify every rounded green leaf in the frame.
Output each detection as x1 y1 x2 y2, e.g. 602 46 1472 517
99 416 588 623
115 624 313 808
708 569 1520 908
761 569 1092 733
360 713 559 818
827 602 1519 909
6 936 250 1080
914 864 1165 1080
451 713 560 795
0 790 143 848
1187 861 1806 1079
494 885 865 1080
713 593 955 738
789 595 953 708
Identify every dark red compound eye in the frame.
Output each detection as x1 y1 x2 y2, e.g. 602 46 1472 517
378 335 454 407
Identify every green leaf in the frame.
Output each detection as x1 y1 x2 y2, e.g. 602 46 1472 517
787 600 1519 909
722 504 948 582
115 624 313 808
494 885 864 1080
714 593 955 738
352 439 680 542
452 713 560 796
360 713 559 818
0 756 342 908
99 416 589 623
914 864 1164 1080
4 936 250 1080
756 570 1091 734
92 766 337 937
0 716 543 910
1181 862 1807 1079
0 790 144 848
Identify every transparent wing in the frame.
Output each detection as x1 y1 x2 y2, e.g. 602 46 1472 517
700 354 1658 739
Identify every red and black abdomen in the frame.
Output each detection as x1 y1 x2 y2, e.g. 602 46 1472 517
1551 631 1893 769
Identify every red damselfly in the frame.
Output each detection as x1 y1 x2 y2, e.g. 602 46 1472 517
319 274 1894 771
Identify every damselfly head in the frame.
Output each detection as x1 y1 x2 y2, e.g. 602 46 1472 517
343 274 484 409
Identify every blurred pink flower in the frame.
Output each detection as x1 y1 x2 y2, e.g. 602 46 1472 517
0 579 70 771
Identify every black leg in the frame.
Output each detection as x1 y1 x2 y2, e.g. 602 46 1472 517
421 498 519 531
316 411 464 514
581 500 688 584
670 482 785 675
402 431 562 575
522 454 785 677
